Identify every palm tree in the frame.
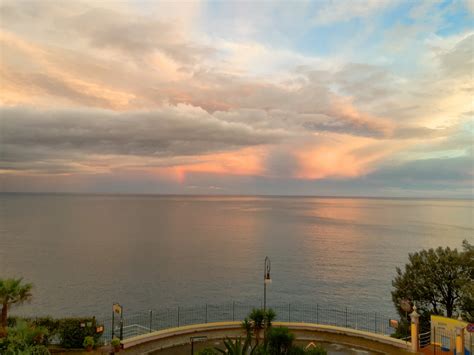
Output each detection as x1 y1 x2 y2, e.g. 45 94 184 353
248 309 265 345
263 308 276 344
244 308 276 347
242 317 253 345
0 278 33 333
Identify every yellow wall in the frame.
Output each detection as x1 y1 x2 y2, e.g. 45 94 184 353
431 315 468 333
431 315 468 351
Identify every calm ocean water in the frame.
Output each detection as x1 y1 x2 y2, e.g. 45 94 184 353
1 194 472 319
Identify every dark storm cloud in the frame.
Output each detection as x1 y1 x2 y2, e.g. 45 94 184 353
369 156 474 183
0 106 287 172
303 118 387 138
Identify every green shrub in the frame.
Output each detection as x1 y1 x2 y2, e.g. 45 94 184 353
287 347 305 355
28 345 52 355
58 317 101 349
83 336 95 348
111 337 121 347
6 316 103 349
267 327 295 354
0 320 50 354
251 345 269 355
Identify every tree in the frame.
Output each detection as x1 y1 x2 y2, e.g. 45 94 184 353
391 240 473 328
267 327 294 355
0 278 33 334
242 308 276 346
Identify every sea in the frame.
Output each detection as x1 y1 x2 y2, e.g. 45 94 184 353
1 194 472 320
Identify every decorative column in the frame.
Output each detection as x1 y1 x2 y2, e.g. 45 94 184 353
410 305 420 353
456 326 465 355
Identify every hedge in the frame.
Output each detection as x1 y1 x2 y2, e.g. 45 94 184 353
7 316 103 349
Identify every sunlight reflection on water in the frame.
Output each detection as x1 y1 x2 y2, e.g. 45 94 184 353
1 194 472 318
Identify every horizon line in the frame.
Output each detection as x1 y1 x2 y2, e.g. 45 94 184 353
1 191 473 200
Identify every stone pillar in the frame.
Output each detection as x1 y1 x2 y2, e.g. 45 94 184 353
456 326 465 355
410 306 420 353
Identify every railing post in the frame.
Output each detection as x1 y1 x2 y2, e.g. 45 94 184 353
288 303 291 322
232 301 235 321
205 304 208 323
410 306 420 353
177 306 180 327
112 309 115 339
149 310 153 333
374 312 377 333
345 307 348 328
316 304 319 324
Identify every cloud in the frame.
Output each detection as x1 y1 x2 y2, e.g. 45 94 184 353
313 0 393 26
437 33 474 79
0 0 472 196
0 106 286 173
369 155 474 184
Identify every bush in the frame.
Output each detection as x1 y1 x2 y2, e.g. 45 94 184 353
83 336 95 348
287 347 305 355
267 327 295 354
59 317 101 349
111 337 121 347
252 345 269 355
303 344 327 355
5 316 103 349
0 320 50 354
197 347 217 355
27 345 52 355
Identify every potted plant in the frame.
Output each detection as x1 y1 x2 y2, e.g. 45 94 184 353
111 337 121 352
83 336 95 352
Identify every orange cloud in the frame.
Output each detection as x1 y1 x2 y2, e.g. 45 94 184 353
294 135 394 180
151 146 266 183
0 30 136 109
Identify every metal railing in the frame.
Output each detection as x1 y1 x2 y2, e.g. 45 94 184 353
99 302 396 342
418 330 431 348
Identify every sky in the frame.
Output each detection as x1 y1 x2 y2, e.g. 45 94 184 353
0 0 472 197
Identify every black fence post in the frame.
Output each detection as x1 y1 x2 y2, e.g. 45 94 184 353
374 312 377 333
288 303 291 322
149 310 153 333
112 310 115 339
345 307 348 328
316 304 319 324
119 316 123 340
232 301 235 321
205 304 208 323
177 306 180 327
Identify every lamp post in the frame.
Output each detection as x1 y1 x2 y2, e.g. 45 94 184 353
263 256 271 311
